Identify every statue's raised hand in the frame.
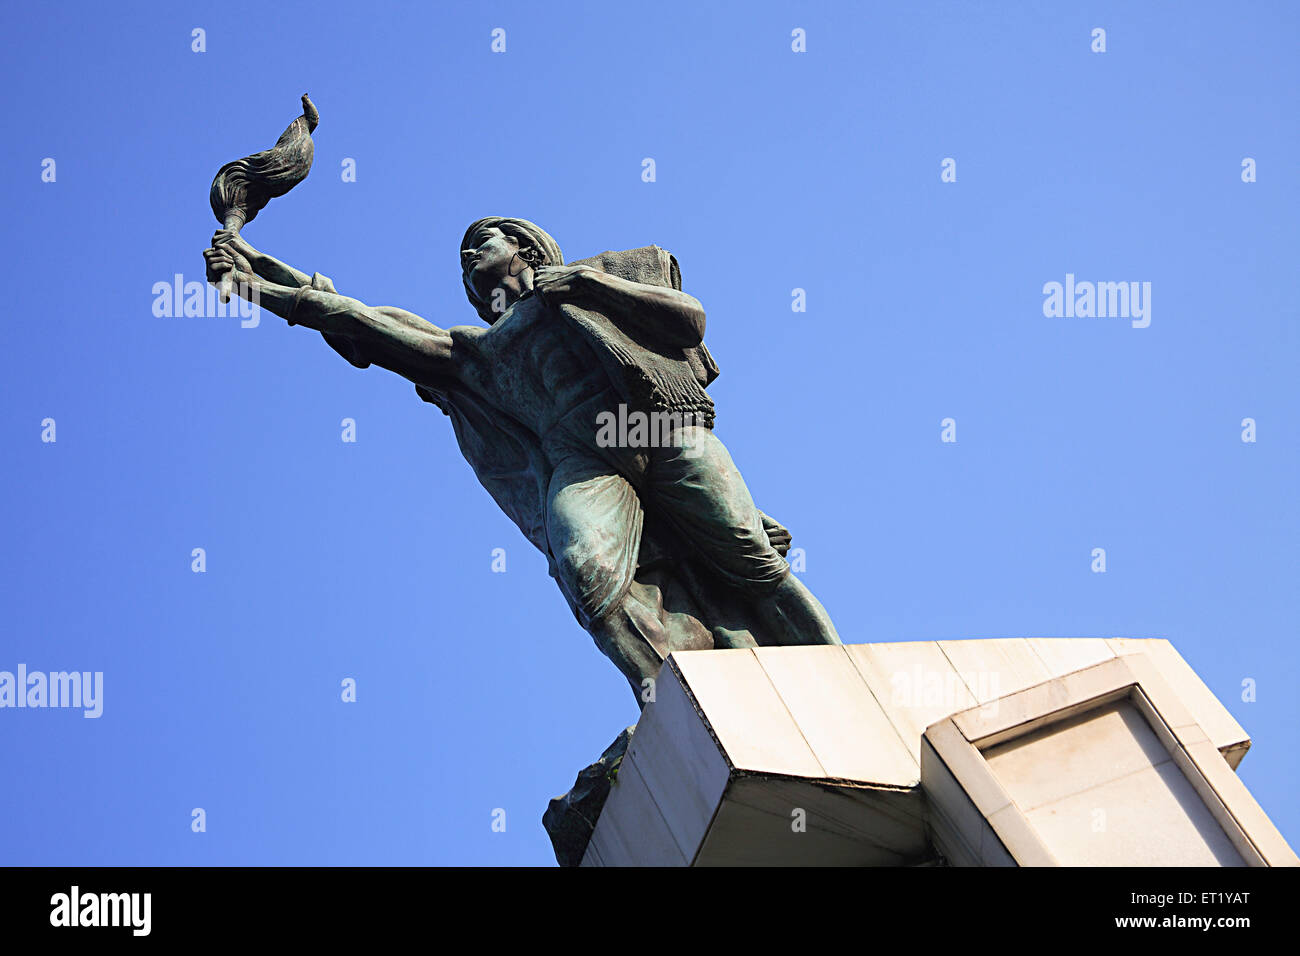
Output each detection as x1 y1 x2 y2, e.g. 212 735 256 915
212 228 260 264
203 243 253 286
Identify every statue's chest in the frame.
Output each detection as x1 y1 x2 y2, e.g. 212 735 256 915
486 298 600 385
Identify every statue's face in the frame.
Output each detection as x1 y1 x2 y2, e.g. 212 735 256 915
461 225 519 304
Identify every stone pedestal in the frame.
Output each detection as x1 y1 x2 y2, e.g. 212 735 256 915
578 639 1296 867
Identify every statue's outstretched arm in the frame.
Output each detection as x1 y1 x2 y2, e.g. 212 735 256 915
204 245 455 386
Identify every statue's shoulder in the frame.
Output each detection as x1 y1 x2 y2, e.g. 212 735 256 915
445 324 488 362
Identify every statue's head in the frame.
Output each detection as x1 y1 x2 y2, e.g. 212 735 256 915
461 217 564 323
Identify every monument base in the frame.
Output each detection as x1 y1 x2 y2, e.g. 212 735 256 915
554 639 1295 867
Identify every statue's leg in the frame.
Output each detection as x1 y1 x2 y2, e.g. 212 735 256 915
761 571 843 646
587 600 668 708
648 425 842 647
545 454 667 705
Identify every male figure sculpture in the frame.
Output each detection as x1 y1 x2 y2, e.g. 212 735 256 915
204 218 840 704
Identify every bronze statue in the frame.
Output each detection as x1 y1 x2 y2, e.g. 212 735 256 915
204 102 841 708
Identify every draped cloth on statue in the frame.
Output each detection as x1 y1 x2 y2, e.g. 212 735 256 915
322 247 777 653
553 245 719 429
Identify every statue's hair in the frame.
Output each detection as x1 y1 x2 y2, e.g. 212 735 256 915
461 216 564 323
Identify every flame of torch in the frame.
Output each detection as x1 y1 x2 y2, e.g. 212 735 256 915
210 94 318 300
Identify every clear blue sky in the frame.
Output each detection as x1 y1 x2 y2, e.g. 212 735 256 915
1 1 1295 865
